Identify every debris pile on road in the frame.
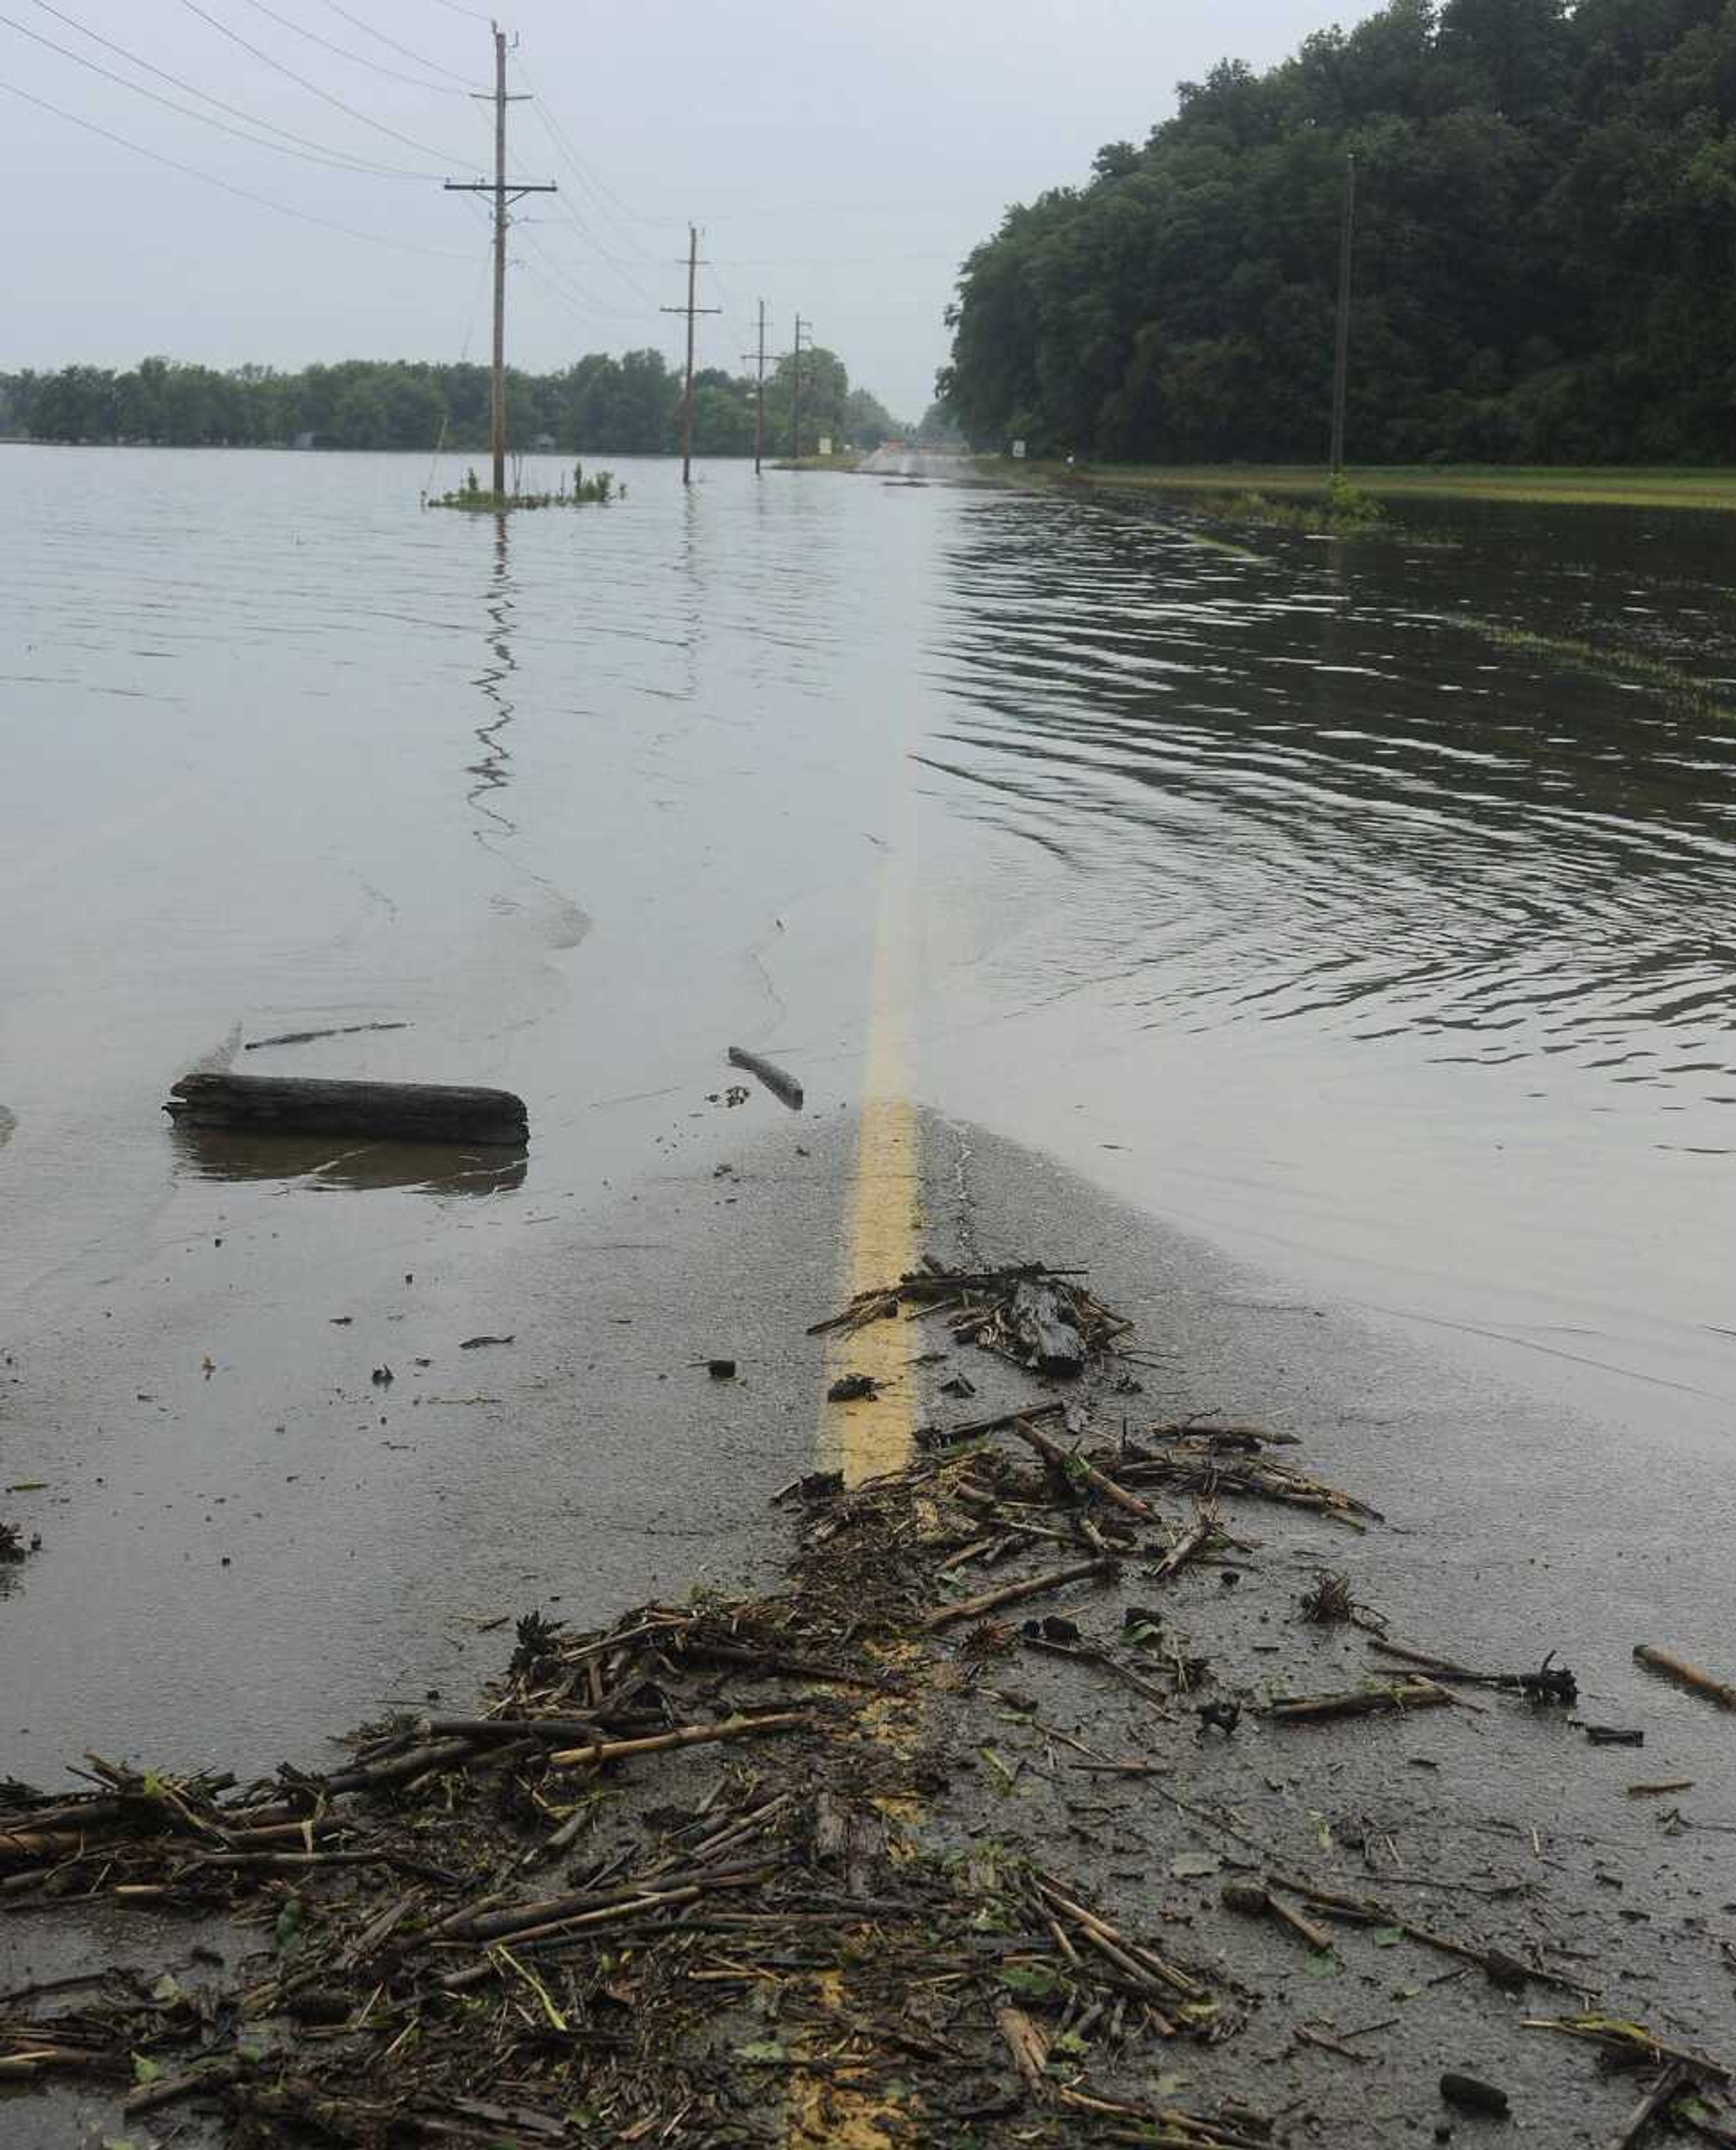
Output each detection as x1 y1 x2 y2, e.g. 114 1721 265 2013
3 1258 1732 2148
810 1257 1130 1378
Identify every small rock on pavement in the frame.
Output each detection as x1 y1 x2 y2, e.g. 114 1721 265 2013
707 1358 737 1380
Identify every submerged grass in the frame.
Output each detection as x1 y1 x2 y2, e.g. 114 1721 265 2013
989 456 1736 717
986 458 1736 512
1473 622 1736 723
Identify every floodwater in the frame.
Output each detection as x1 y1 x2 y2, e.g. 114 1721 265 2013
2 444 1733 1764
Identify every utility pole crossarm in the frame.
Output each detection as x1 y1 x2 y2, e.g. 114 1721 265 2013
440 27 555 501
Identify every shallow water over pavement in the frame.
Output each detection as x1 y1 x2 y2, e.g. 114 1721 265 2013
0 444 1732 1762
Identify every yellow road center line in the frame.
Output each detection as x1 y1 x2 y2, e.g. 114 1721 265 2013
821 782 921 1488
787 764 924 2149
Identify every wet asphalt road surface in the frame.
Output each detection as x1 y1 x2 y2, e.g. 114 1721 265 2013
5 1105 1735 2147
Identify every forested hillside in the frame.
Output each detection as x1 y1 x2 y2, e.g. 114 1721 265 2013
942 0 1736 464
0 348 899 458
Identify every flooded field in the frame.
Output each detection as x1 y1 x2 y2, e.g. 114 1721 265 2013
1 444 1732 1762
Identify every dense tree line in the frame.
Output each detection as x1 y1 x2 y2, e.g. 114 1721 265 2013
0 349 901 457
941 0 1736 464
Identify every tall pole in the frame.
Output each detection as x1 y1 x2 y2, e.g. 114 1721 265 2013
744 298 767 476
1329 151 1356 477
490 28 508 498
661 225 720 487
443 33 554 502
682 225 698 482
790 313 811 461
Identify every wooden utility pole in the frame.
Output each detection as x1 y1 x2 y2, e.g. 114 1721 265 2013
444 29 555 500
789 314 812 461
1329 151 1356 476
661 225 721 486
742 298 768 475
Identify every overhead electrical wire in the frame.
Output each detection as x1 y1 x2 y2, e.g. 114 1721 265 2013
1 8 442 178
514 106 668 308
0 74 468 255
514 262 638 343
513 58 667 232
228 0 484 97
176 0 478 165
713 249 964 265
515 224 653 324
529 179 667 313
422 226 495 496
318 0 479 89
512 52 667 263
24 0 438 175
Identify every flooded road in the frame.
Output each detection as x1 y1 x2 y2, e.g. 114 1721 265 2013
917 485 1736 1417
1 444 1732 1767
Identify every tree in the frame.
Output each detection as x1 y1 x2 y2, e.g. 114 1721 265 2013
940 0 1736 465
10 346 899 458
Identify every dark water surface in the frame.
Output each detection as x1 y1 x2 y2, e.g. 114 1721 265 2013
1 446 1732 1756
918 485 1736 1422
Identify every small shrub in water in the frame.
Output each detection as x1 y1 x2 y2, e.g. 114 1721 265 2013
1325 473 1384 529
427 463 619 513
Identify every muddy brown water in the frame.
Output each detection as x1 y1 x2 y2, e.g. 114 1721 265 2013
0 445 1732 1769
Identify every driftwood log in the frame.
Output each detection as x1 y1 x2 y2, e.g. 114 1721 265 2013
164 1073 528 1148
726 1046 804 1111
1633 1643 1736 1710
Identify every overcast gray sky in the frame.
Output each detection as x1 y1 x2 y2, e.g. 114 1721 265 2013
2 0 1380 418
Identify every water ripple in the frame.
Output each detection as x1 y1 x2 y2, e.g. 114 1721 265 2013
927 493 1736 1101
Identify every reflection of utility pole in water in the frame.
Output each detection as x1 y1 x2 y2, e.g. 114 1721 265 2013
444 31 555 499
467 514 517 841
1329 152 1357 476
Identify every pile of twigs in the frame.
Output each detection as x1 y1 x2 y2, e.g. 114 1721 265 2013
7 1260 1731 2149
0 1437 1255 2148
1100 1427 1384 1529
809 1258 1131 1376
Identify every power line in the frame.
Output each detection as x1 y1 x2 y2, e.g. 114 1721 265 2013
229 0 484 97
513 85 668 310
714 250 963 267
0 73 469 254
0 8 440 178
510 51 667 231
177 0 474 165
517 253 649 342
515 227 651 322
511 52 664 263
24 0 436 175
529 184 667 312
318 0 479 88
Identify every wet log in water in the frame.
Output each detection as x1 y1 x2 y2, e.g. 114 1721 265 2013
164 1073 528 1148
